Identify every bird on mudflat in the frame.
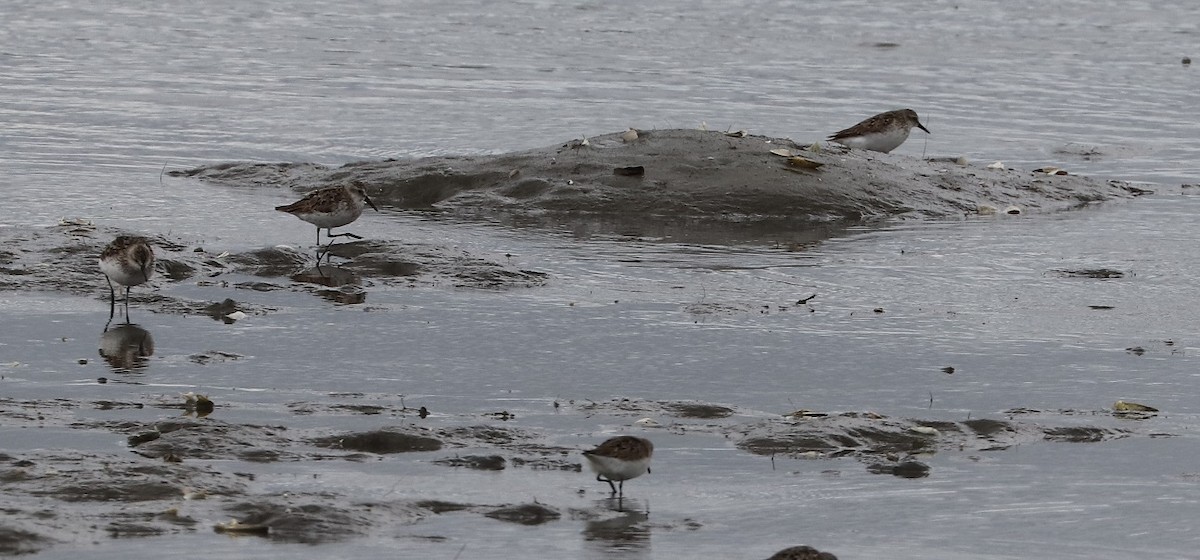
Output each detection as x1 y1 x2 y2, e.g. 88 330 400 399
275 182 379 253
828 108 930 153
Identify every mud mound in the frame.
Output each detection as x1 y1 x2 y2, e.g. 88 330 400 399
170 129 1142 236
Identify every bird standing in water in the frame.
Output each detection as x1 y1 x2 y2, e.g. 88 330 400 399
99 235 155 322
275 182 380 259
582 435 654 497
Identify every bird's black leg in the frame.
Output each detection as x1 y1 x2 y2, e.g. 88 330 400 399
123 286 132 320
315 228 331 263
597 474 618 495
106 278 116 326
106 277 116 324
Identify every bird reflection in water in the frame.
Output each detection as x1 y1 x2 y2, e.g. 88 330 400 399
582 505 650 557
292 264 361 287
98 321 154 373
291 264 367 304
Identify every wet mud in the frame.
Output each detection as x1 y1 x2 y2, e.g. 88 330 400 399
0 395 1161 554
169 129 1143 242
0 219 548 319
734 411 1131 459
0 133 1162 556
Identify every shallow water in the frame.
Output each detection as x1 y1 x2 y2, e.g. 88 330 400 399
3 1 1200 558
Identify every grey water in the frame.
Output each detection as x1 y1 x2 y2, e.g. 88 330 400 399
3 1 1200 558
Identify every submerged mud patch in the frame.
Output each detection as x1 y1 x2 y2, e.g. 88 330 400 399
0 222 192 297
734 411 1134 461
413 500 564 527
483 503 562 526
576 398 739 420
432 455 507 470
117 418 300 462
0 396 572 552
220 498 396 544
311 429 444 454
0 526 50 556
320 240 548 289
2 448 248 533
0 395 1161 555
0 222 548 317
664 402 736 419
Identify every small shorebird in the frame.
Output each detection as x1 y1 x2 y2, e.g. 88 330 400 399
99 236 155 320
275 182 379 255
583 435 653 497
766 546 839 560
828 108 930 153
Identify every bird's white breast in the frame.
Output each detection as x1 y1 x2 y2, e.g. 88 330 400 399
585 454 651 481
837 127 912 153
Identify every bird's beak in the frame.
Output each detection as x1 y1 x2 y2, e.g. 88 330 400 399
364 194 380 212
916 122 931 134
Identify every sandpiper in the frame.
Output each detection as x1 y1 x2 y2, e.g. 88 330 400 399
275 182 379 253
582 435 653 497
99 236 155 318
828 108 930 153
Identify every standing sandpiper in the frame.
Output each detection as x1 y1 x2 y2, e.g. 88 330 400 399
582 435 653 497
99 236 155 319
828 108 930 153
275 182 379 255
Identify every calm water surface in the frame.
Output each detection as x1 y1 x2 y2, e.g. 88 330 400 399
2 1 1200 558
